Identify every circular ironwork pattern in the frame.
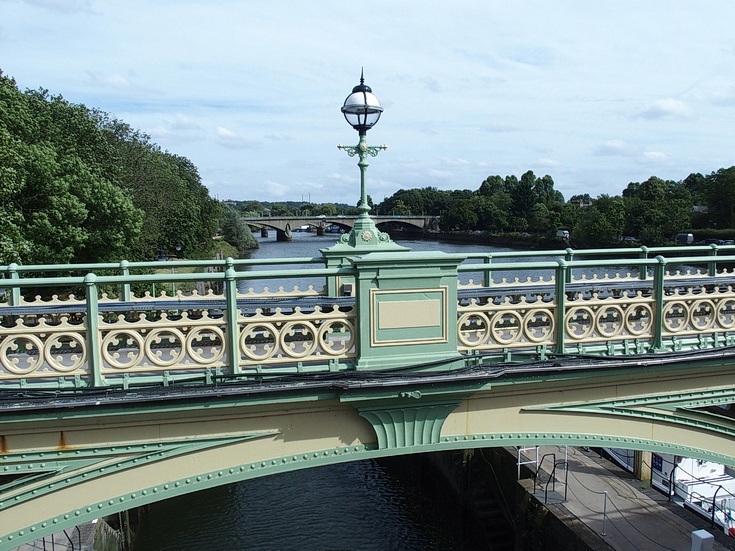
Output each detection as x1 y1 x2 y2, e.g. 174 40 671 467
1 335 45 375
565 307 595 339
522 309 554 343
279 321 318 359
490 311 523 345
318 320 355 355
688 299 716 331
145 328 186 367
44 333 87 372
662 301 689 332
240 323 278 361
102 330 145 369
186 327 225 365
595 305 625 338
623 304 653 336
716 298 735 329
457 313 490 347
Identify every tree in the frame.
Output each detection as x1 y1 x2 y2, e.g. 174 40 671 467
703 167 735 228
623 177 692 244
221 207 257 251
441 199 478 231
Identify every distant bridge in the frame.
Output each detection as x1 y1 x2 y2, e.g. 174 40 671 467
1 243 735 548
242 215 438 240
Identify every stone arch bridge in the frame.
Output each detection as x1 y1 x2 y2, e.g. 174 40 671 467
243 215 438 240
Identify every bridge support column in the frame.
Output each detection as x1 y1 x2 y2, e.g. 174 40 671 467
276 227 292 242
634 450 652 483
316 225 326 236
349 252 464 371
261 227 269 238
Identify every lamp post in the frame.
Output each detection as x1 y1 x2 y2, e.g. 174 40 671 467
327 71 407 254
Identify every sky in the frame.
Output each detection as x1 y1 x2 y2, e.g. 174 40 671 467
2 1 735 206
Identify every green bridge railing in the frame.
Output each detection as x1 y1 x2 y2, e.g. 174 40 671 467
2 244 735 389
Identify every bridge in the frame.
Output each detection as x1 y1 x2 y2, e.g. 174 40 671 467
242 214 438 240
1 242 735 548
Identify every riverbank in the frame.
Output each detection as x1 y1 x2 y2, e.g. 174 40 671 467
426 447 732 550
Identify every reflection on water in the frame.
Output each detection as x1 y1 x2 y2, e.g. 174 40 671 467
133 459 473 551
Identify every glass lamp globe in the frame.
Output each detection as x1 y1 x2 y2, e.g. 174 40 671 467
341 73 383 135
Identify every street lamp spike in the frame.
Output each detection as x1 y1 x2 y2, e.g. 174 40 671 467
326 73 408 254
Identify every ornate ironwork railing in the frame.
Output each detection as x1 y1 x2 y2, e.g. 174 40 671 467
3 244 735 388
456 247 735 356
0 257 357 388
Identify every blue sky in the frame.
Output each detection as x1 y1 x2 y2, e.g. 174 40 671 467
2 0 735 205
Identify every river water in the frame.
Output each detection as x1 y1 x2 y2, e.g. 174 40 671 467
133 233 504 551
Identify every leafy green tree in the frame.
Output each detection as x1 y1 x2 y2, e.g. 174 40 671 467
623 177 692 244
0 70 226 264
703 167 735 228
221 206 257 251
478 175 504 197
572 195 625 247
441 199 478 230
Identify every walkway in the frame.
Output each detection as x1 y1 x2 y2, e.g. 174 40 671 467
526 445 734 550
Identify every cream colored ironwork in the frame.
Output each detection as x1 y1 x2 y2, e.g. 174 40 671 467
458 294 555 351
0 294 88 381
457 268 735 352
0 287 354 382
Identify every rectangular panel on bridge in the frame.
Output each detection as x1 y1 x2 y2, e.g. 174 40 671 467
371 288 448 346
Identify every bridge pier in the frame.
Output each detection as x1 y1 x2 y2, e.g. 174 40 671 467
260 227 269 238
316 225 326 236
634 450 653 482
276 227 292 242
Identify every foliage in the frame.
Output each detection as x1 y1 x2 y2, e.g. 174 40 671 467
0 70 227 264
221 206 258 252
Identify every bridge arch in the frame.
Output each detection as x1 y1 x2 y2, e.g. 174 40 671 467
2 363 734 550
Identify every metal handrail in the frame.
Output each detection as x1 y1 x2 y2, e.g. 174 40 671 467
534 452 556 495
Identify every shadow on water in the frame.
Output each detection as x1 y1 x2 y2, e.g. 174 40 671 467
132 457 486 551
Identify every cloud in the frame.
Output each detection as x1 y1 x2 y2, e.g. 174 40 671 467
263 180 288 198
85 71 158 94
592 140 635 157
709 86 735 106
637 98 691 120
427 168 453 179
215 127 261 150
643 151 667 160
149 114 204 144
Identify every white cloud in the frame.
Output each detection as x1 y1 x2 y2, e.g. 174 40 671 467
149 114 204 145
643 151 667 160
215 127 261 150
637 98 691 120
427 169 454 179
592 140 635 157
263 180 289 198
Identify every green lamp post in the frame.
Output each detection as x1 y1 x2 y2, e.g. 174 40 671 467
326 71 407 254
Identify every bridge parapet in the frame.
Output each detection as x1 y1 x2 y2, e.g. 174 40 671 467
2 245 735 389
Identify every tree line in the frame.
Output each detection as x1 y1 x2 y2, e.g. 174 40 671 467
238 169 735 248
0 70 253 266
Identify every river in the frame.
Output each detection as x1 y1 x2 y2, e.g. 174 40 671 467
133 233 508 550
